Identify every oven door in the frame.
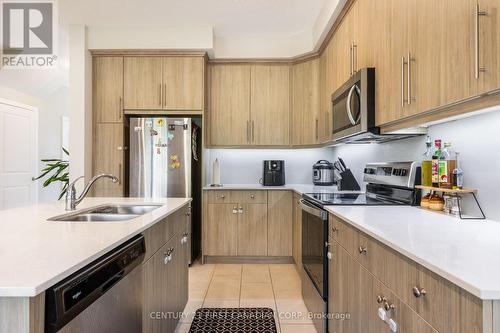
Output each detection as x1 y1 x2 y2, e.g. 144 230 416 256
301 199 328 299
331 68 375 141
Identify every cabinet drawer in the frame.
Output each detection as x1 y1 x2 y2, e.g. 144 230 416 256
329 213 357 255
207 191 233 203
230 190 268 204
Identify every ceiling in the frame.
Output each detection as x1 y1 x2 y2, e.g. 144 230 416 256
1 0 334 100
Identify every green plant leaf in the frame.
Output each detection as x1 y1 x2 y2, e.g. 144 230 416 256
62 147 69 156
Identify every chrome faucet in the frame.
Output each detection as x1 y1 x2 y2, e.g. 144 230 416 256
65 174 119 211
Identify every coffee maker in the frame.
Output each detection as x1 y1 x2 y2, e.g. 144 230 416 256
263 160 285 186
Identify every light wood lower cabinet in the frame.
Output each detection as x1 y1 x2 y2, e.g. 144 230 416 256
204 203 238 256
203 190 294 260
267 191 292 256
237 203 268 256
292 193 302 271
142 204 189 333
328 213 484 333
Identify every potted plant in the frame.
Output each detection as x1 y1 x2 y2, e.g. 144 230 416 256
33 148 69 200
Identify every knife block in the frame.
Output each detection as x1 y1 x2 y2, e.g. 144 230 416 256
338 169 361 191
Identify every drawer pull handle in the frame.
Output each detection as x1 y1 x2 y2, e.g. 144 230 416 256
412 286 427 298
384 301 396 312
358 246 367 254
250 194 255 199
376 295 387 304
164 247 174 264
232 206 238 214
332 226 339 233
220 194 225 199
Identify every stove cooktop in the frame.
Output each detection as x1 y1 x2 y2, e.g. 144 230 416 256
304 192 407 206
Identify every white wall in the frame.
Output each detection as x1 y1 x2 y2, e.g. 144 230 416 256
204 148 335 185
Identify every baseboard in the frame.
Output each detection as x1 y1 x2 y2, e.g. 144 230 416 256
203 256 294 264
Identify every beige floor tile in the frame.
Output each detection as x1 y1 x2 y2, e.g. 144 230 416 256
240 282 274 300
271 277 302 292
242 264 271 283
273 287 303 300
269 264 298 275
276 299 314 325
189 287 208 301
239 299 276 310
174 323 192 333
202 299 240 308
179 300 203 323
280 324 318 333
205 275 241 300
213 264 242 276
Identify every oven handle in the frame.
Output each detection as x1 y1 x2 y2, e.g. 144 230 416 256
346 84 361 125
300 199 328 221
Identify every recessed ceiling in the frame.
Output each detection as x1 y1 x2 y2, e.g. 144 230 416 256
59 0 326 38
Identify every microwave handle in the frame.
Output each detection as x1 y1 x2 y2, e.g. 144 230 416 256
346 84 361 125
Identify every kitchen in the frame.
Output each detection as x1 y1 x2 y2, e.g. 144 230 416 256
0 0 500 333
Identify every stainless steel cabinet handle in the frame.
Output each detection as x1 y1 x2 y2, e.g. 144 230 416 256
377 295 387 304
407 52 415 105
250 194 255 199
358 246 367 254
164 248 174 264
352 43 357 74
238 206 243 214
475 4 487 79
412 286 427 298
315 118 319 141
349 45 353 76
220 194 225 199
118 97 122 120
232 206 238 214
163 84 166 107
384 301 395 311
158 83 162 106
401 56 406 107
246 121 250 143
251 121 255 142
118 163 122 185
332 226 338 233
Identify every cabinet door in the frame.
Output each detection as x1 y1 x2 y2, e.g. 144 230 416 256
123 57 162 110
320 42 335 142
163 56 204 111
205 204 238 255
291 59 320 145
164 237 180 333
93 57 123 123
250 65 290 146
372 0 410 126
353 0 375 71
408 0 473 117
292 194 302 270
92 123 124 196
328 241 349 333
237 203 268 256
476 0 500 94
267 190 293 256
209 64 251 146
332 7 355 92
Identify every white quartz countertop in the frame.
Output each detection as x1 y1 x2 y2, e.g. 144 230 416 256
325 205 500 300
0 197 191 297
203 183 344 194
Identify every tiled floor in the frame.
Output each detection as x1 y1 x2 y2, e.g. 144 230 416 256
174 263 318 333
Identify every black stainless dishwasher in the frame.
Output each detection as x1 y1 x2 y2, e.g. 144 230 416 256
45 235 145 333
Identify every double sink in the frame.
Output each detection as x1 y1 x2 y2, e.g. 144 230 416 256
49 204 162 222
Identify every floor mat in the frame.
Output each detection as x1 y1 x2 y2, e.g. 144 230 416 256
189 308 278 333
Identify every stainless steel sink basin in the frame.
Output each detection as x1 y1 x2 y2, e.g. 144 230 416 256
52 213 140 222
48 204 163 222
88 204 162 215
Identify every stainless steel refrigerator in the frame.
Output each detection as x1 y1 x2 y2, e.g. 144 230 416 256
129 117 191 198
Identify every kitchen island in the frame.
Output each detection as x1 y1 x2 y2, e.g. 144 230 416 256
0 197 191 333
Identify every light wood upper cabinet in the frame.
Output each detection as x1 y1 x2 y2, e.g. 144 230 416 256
237 203 268 256
209 64 251 146
93 57 123 123
162 56 204 111
475 0 500 95
267 190 292 256
250 65 291 146
292 59 320 145
92 123 124 197
123 57 163 110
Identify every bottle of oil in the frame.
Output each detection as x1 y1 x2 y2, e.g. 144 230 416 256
431 139 442 187
438 142 456 189
421 136 433 186
452 152 464 190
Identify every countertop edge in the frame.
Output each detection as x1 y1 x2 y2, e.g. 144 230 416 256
325 207 491 300
0 198 192 298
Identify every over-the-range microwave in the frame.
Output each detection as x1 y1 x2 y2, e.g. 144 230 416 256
330 68 425 144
